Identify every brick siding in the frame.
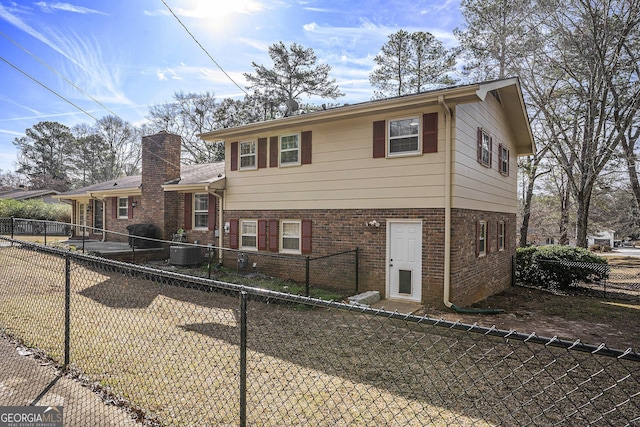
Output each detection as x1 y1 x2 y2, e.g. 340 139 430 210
222 208 515 307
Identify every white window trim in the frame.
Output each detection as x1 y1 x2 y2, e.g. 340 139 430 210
499 144 509 176
480 129 491 167
280 219 302 255
387 116 421 157
279 133 301 167
239 219 258 251
239 140 257 170
478 220 487 257
193 193 209 230
117 197 128 219
498 220 505 251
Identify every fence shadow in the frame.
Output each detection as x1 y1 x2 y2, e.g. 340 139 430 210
1 238 639 426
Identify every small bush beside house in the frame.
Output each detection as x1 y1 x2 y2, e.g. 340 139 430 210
516 245 608 292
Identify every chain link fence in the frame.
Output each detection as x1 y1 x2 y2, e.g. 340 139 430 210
535 258 640 297
0 218 359 297
0 237 639 426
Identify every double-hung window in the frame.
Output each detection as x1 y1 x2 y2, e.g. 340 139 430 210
498 221 506 251
240 141 257 170
117 197 128 218
477 220 487 257
193 193 209 229
281 220 301 254
388 117 420 156
499 144 509 176
280 134 300 166
240 220 257 250
478 129 492 167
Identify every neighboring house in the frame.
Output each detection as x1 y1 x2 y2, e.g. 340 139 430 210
0 188 61 204
525 227 558 246
587 231 615 248
55 131 225 244
199 78 535 308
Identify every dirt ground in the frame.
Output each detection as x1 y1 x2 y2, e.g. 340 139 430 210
426 255 640 351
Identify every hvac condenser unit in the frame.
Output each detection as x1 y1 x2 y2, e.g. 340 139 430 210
169 246 203 266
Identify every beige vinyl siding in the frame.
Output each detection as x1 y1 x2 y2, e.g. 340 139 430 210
453 94 518 213
225 109 445 210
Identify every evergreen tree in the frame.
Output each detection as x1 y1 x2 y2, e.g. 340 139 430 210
244 42 344 108
369 30 457 99
13 121 75 191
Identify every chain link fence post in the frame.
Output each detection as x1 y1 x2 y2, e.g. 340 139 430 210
305 256 310 297
239 291 247 427
64 254 71 371
355 247 359 294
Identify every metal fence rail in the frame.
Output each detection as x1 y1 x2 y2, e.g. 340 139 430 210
0 217 71 237
0 237 638 426
535 258 640 297
0 217 359 297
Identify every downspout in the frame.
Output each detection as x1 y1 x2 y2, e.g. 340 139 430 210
438 96 504 315
438 95 454 309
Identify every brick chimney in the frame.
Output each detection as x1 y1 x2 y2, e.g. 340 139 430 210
140 131 181 239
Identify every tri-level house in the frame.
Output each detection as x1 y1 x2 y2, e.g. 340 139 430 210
57 78 534 308
200 78 534 308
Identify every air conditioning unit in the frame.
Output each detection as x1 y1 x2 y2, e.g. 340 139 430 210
169 245 203 266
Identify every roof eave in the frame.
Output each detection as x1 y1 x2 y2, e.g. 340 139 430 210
162 178 226 193
200 85 484 141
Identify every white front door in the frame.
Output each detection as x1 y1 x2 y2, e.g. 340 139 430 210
387 221 422 302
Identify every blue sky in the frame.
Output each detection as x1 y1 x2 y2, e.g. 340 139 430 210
0 0 462 173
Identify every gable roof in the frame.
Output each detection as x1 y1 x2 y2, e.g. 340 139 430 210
55 162 225 200
200 78 535 156
0 189 60 200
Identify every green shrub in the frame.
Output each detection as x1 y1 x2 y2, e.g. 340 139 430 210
0 199 71 222
516 245 608 291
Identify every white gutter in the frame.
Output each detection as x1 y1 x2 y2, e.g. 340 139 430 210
439 95 453 308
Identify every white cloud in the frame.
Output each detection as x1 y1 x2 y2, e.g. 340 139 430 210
157 68 183 81
35 2 107 15
0 4 129 106
0 128 25 137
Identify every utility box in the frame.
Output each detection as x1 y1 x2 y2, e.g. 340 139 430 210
169 246 203 266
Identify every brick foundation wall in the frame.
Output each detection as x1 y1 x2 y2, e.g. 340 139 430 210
450 209 516 307
222 207 515 307
222 209 443 302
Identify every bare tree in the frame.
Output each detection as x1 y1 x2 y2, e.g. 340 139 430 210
532 0 640 247
95 116 141 177
147 92 223 163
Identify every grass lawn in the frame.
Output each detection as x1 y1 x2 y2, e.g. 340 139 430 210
0 245 637 426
